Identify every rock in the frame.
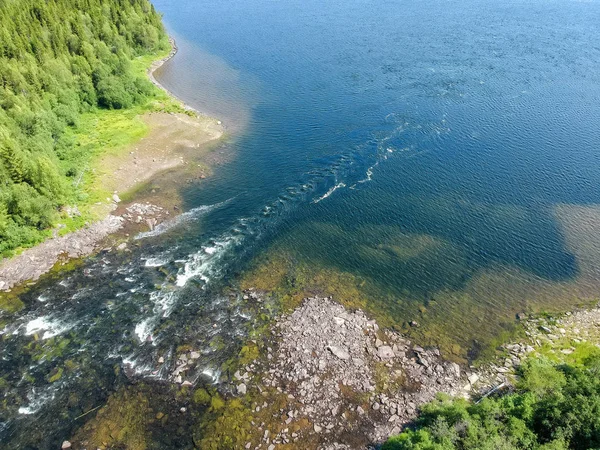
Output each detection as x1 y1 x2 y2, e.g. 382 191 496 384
372 402 380 410
468 373 479 385
61 442 72 449
314 424 322 433
375 339 384 348
449 362 461 377
333 316 345 326
117 242 127 251
190 351 200 359
357 405 365 415
237 383 247 395
112 194 121 203
328 345 350 360
268 445 275 450
410 320 420 327
377 346 395 359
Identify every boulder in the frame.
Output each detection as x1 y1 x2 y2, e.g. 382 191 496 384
377 346 395 359
328 345 350 360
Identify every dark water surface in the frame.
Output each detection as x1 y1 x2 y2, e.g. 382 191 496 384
3 0 600 447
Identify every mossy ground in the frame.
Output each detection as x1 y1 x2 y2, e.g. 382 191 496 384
239 239 600 365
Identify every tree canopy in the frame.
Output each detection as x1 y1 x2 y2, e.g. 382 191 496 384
384 356 600 450
0 0 168 254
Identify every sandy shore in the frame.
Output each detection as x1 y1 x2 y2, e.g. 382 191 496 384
0 39 223 293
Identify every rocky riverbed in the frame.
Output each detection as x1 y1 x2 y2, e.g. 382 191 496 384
191 295 485 449
65 292 600 450
0 201 168 292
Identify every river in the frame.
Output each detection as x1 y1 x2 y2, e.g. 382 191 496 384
2 0 600 447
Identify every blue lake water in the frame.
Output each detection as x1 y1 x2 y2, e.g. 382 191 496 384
2 0 600 447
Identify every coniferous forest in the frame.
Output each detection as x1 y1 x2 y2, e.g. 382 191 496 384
0 0 168 255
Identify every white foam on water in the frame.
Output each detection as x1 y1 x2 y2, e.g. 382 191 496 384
144 257 169 267
134 318 155 343
175 235 242 287
18 388 56 415
312 182 346 204
24 316 73 340
153 291 177 317
133 290 178 345
122 355 155 376
135 199 232 240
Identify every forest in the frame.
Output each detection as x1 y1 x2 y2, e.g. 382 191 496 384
0 0 168 255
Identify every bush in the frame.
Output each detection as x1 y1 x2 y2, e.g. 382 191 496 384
384 356 600 450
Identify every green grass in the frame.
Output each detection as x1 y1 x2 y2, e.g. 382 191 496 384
53 45 187 235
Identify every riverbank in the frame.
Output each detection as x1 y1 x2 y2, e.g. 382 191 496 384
67 291 600 449
0 39 223 295
196 295 600 449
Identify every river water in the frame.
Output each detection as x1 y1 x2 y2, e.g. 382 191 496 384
2 0 600 447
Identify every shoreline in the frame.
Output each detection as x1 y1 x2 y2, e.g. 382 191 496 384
0 38 223 295
69 290 600 449
184 294 600 449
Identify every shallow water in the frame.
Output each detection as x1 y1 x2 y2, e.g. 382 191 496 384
2 0 600 447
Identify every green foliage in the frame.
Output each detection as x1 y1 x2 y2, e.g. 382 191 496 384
0 0 168 255
384 356 600 450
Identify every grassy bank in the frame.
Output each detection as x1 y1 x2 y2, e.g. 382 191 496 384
0 0 174 256
56 50 187 235
384 348 600 450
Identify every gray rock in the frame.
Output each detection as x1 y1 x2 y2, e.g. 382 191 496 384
377 346 395 359
237 383 247 395
449 362 461 377
61 442 72 449
328 345 350 360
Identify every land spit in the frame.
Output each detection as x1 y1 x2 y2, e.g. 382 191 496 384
0 38 223 293
242 296 467 448
217 295 600 449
